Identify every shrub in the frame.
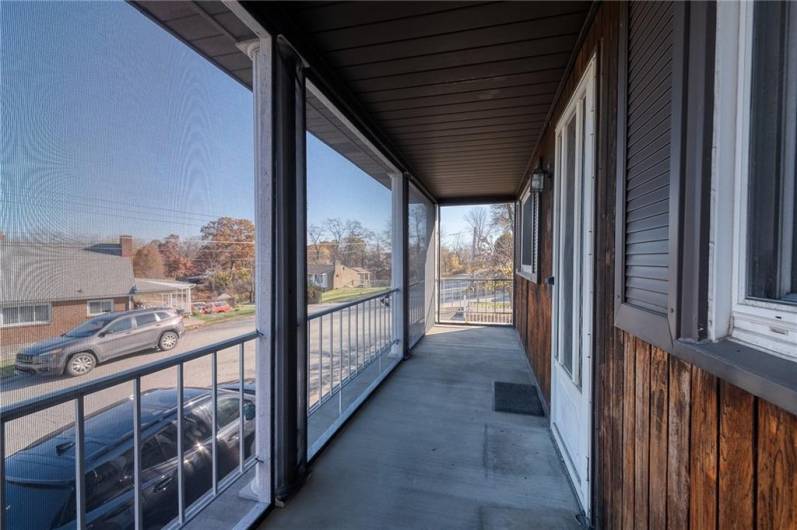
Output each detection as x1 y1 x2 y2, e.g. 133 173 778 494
307 283 322 304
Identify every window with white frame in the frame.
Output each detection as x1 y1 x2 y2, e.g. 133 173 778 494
0 304 51 327
519 186 540 282
711 1 797 359
87 299 114 316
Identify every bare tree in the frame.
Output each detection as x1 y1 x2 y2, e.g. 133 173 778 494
464 207 492 268
490 203 515 233
324 217 347 263
307 224 325 262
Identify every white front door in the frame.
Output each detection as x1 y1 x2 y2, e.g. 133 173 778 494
551 55 596 516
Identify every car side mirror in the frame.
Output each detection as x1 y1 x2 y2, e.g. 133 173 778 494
243 402 256 421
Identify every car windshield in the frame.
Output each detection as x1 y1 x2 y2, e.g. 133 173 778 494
65 316 114 338
5 480 74 529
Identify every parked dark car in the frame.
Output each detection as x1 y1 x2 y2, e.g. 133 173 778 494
4 386 255 530
15 308 185 377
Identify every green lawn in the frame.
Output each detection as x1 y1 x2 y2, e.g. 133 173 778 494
320 287 388 304
194 304 255 324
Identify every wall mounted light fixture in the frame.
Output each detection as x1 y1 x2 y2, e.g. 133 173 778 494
530 159 547 192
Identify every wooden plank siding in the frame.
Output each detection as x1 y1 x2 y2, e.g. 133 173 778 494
511 3 797 530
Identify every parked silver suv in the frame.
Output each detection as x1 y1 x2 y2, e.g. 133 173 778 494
15 308 185 377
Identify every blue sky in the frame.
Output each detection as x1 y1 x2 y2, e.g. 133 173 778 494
440 205 479 245
1 1 390 243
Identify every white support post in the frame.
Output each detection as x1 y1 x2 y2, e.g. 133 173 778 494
391 172 406 356
241 35 272 505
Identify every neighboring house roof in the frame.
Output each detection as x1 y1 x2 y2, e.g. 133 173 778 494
0 242 135 304
350 267 370 274
307 263 334 275
133 278 194 294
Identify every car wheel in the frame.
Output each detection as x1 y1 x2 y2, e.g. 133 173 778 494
65 352 96 377
158 331 179 351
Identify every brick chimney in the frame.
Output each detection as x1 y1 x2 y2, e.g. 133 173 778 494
119 235 133 257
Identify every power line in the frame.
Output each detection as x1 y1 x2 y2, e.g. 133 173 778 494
5 189 234 220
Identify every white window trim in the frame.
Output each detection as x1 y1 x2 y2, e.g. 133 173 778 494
518 184 540 282
87 298 114 316
0 303 52 328
710 1 797 360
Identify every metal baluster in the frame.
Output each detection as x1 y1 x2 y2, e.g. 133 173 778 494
0 420 5 530
389 293 392 346
339 309 344 414
133 378 143 530
0 420 4 530
368 299 373 360
75 397 86 530
329 313 334 394
339 308 343 376
319 316 324 403
307 325 311 409
347 306 352 381
177 364 185 524
378 298 382 372
355 304 359 371
239 342 245 472
212 351 218 495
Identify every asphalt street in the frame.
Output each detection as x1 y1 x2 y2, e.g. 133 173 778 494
1 299 393 454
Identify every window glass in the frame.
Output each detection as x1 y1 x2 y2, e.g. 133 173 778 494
521 194 533 267
155 311 171 320
560 115 577 375
156 423 178 461
19 306 35 323
88 300 113 315
65 315 114 338
747 2 797 304
216 396 240 428
0 305 50 326
34 304 50 321
135 313 157 326
2 307 19 325
183 409 212 446
140 436 167 470
86 449 133 512
106 318 132 334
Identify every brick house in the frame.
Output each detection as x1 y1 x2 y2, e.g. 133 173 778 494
0 236 137 352
307 262 371 291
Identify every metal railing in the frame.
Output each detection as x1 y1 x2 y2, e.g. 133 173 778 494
0 331 260 530
438 278 513 325
307 288 398 416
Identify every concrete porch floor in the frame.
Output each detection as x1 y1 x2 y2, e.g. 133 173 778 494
260 325 582 530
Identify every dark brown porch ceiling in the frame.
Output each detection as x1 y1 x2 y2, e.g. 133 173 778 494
131 1 591 201
255 1 591 201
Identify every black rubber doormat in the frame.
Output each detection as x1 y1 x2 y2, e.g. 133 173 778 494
493 382 544 416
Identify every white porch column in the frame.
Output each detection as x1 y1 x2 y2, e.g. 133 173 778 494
391 172 407 357
242 35 273 505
